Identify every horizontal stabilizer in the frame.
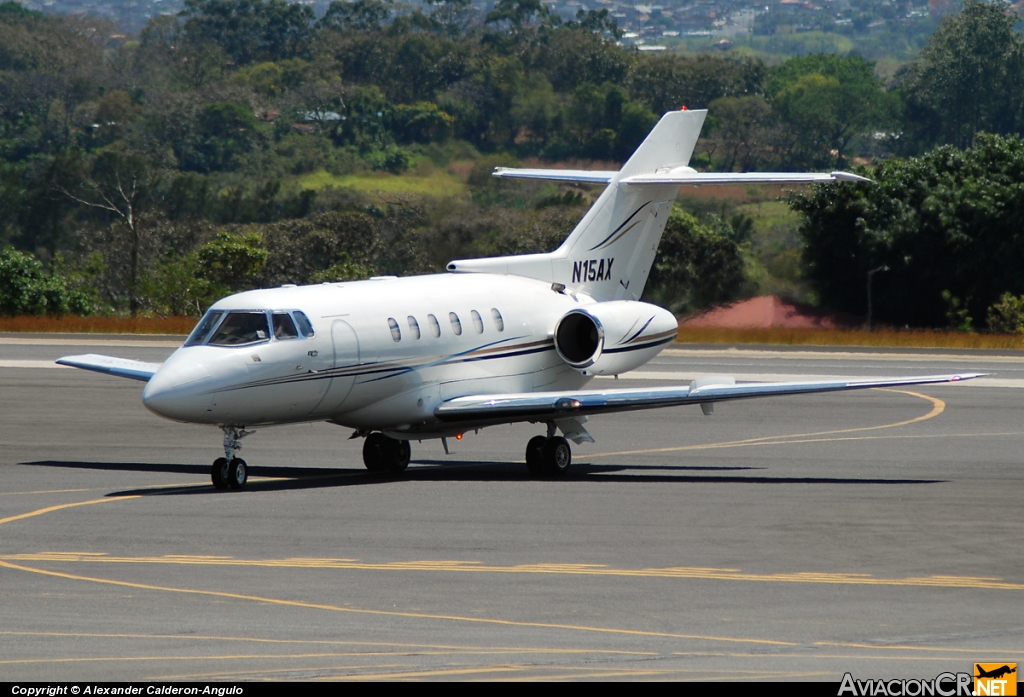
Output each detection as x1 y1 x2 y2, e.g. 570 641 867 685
621 171 873 185
57 354 162 382
491 167 871 187
435 373 983 424
491 168 617 184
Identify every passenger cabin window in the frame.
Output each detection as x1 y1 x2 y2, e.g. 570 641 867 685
388 318 401 342
185 310 225 347
491 308 504 332
449 312 462 336
471 309 484 334
272 312 298 340
293 311 315 337
407 316 421 339
208 312 270 346
427 314 441 338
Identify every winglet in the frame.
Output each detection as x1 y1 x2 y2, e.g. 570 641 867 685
831 171 873 183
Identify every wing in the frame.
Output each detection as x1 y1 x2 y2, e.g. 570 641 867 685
57 354 162 382
434 373 982 425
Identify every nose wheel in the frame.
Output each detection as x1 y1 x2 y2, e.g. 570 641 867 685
525 435 571 477
212 426 253 490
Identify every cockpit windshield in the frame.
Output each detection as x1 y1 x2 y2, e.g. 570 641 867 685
207 311 271 346
184 310 225 347
184 309 312 347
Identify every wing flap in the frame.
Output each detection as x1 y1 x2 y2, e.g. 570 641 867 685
57 354 162 382
435 373 982 424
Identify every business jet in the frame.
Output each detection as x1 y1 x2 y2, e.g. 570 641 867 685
57 109 980 490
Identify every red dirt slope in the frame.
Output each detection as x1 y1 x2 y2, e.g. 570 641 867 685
680 296 859 329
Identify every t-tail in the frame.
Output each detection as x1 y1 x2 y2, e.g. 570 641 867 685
446 108 870 302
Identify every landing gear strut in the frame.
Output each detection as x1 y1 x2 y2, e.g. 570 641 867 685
363 432 411 474
212 426 253 490
525 430 572 477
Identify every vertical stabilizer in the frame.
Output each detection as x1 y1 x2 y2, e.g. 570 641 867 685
446 110 707 301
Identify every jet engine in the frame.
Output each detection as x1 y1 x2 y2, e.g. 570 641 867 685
553 301 678 376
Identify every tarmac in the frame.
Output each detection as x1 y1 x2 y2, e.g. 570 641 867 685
1 335 1021 681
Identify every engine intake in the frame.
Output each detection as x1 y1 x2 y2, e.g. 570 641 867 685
553 301 678 376
554 311 603 367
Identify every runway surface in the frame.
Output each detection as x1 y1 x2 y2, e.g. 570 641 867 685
1 335 1022 681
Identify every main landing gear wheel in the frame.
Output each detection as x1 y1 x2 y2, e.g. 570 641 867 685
212 457 248 490
363 433 411 474
525 435 572 477
228 458 248 490
212 457 229 490
525 435 547 476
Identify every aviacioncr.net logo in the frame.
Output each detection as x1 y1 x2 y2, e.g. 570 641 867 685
974 664 1017 696
839 672 974 696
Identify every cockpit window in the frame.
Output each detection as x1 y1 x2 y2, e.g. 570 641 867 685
293 311 315 337
207 312 270 346
184 310 225 347
272 312 298 340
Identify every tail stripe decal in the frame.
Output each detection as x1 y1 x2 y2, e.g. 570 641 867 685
587 201 652 252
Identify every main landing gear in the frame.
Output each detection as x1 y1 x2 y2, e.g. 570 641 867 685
212 426 253 491
363 432 411 474
525 433 572 477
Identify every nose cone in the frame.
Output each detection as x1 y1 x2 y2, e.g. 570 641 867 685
143 359 213 422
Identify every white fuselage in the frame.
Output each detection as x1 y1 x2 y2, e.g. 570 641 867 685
142 273 602 436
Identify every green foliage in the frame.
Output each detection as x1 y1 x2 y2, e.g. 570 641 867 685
643 207 750 314
189 101 262 172
180 0 315 65
0 247 91 316
987 293 1024 334
392 103 454 144
318 0 392 33
941 290 973 332
790 133 1024 328
9 0 1024 322
898 0 1024 152
767 54 897 168
196 231 268 293
309 253 375 282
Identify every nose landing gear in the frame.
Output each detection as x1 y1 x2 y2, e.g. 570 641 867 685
212 426 253 490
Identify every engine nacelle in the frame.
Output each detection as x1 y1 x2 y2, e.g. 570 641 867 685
553 301 678 376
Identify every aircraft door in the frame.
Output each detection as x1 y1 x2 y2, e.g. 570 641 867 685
312 319 361 416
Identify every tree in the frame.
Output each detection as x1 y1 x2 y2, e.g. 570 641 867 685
704 95 780 172
485 0 558 35
180 0 315 65
898 0 1024 151
0 246 90 316
767 55 897 168
790 134 1024 328
532 25 631 94
643 207 749 313
629 55 765 116
57 151 160 315
189 101 262 172
317 0 392 33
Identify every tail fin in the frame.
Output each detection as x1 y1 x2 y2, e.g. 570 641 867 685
554 109 706 300
447 110 707 301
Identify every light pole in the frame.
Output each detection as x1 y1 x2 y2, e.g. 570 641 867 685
866 265 889 331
